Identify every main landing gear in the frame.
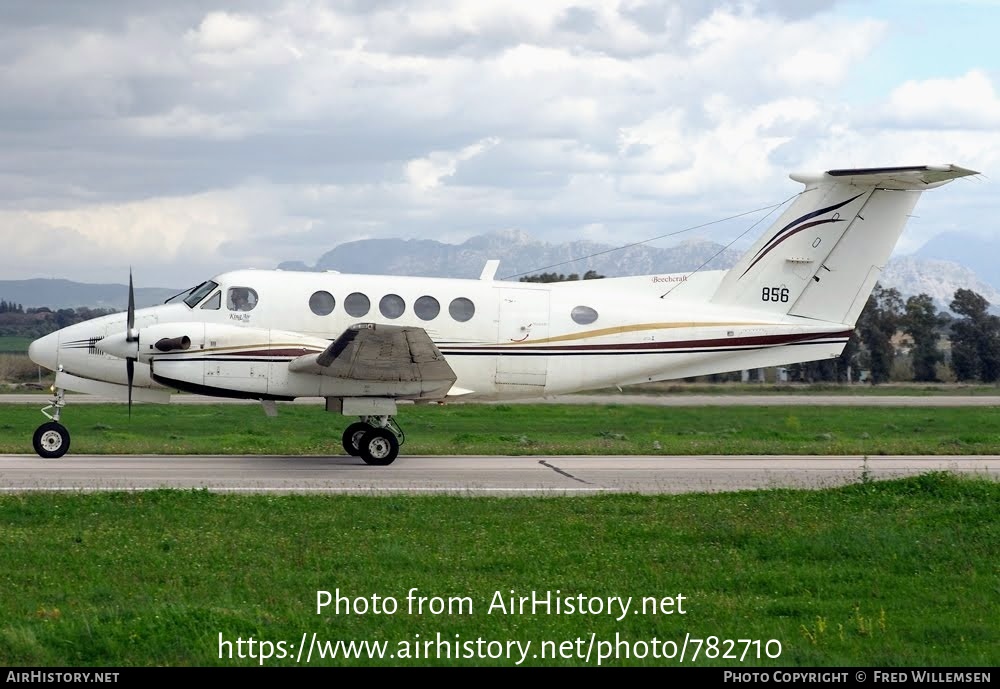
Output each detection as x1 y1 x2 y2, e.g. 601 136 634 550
33 387 71 459
342 416 405 466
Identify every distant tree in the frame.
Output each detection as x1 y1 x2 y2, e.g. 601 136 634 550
838 331 861 382
788 330 860 383
857 284 903 384
787 360 836 383
949 288 1000 382
902 293 945 382
0 305 116 339
520 271 605 283
520 272 561 283
54 308 77 329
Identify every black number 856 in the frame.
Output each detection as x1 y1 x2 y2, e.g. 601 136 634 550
761 287 789 303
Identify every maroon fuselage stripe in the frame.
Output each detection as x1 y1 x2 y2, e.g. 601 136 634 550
442 330 854 352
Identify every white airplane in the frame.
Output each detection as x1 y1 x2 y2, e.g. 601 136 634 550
27 164 976 464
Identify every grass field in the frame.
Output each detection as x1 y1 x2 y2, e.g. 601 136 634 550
609 381 1000 396
0 473 995 666
0 337 32 353
2 403 1000 455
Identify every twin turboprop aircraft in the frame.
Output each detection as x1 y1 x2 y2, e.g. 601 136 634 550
27 164 976 464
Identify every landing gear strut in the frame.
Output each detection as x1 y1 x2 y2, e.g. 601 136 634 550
33 387 70 459
342 415 404 466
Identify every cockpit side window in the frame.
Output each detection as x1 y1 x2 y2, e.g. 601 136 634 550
227 287 259 312
200 291 222 310
183 281 219 308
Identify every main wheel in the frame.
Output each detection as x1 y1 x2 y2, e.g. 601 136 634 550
342 422 371 457
359 428 399 466
33 422 71 459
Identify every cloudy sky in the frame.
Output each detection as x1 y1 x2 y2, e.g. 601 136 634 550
1 0 998 286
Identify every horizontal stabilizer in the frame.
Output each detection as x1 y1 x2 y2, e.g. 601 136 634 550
790 164 978 190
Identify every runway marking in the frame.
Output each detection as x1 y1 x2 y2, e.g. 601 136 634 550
538 460 592 484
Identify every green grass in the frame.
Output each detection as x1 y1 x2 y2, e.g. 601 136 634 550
2 403 1000 455
0 337 32 353
0 474 995 666
603 382 1000 396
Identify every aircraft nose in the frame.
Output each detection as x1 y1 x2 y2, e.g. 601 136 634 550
28 332 58 371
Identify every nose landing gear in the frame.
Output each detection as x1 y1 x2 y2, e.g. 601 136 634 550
33 387 70 459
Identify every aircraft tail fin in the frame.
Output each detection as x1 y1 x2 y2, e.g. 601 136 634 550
710 165 977 326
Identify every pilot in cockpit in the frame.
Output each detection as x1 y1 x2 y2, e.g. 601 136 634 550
228 287 256 312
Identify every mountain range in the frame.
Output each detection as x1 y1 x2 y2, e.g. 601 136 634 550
0 279 179 311
915 232 1000 291
278 229 742 280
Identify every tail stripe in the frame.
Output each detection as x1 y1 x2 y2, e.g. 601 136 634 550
749 192 864 264
740 216 847 278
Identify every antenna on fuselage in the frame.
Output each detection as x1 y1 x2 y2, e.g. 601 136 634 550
659 194 796 299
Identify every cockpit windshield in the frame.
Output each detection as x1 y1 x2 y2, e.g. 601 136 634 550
173 281 220 308
164 284 199 304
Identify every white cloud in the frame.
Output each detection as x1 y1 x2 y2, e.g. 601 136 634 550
0 188 278 284
879 70 1000 130
406 137 501 191
687 9 885 92
0 0 997 285
188 12 261 51
125 106 251 139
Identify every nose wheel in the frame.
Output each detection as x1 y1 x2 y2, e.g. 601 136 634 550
33 421 71 459
34 387 70 458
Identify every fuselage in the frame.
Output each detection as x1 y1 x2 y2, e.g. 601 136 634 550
29 268 852 401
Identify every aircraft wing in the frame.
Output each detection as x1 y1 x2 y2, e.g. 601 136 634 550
287 323 457 399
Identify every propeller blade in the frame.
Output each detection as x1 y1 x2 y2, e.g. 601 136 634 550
126 357 134 419
126 270 136 341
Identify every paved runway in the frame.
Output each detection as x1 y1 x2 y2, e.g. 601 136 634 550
0 455 996 495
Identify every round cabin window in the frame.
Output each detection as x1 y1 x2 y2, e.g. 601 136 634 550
449 297 475 322
379 294 406 319
571 305 598 325
309 291 336 316
414 295 440 321
344 292 371 317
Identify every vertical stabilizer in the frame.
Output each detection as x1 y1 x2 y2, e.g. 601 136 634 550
710 165 977 326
